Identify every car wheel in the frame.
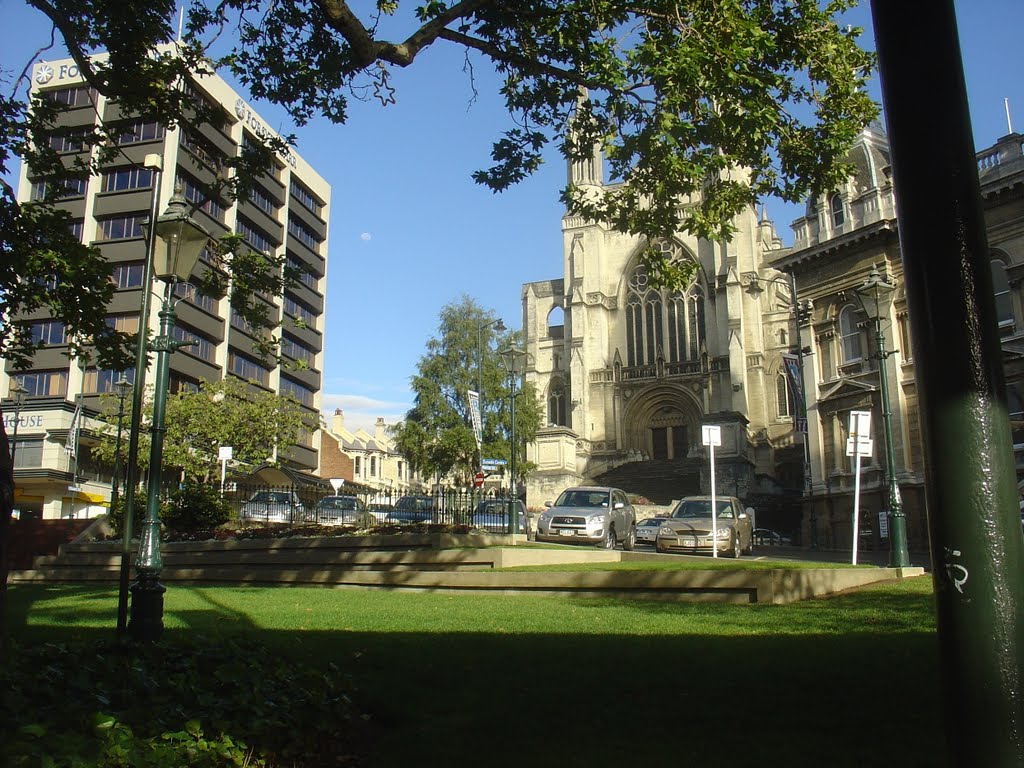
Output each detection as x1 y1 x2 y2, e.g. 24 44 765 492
743 532 754 556
622 524 636 551
602 525 617 550
732 531 742 559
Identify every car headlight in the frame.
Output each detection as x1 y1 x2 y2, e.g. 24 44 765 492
538 512 552 523
717 527 732 539
659 526 675 536
589 515 606 525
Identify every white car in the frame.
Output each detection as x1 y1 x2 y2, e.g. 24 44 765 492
636 516 668 545
535 486 637 550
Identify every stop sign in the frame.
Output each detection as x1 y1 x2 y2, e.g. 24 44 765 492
473 472 485 488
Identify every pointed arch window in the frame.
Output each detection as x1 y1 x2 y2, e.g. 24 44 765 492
777 371 795 418
548 380 568 427
625 241 705 367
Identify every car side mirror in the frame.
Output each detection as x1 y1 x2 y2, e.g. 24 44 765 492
613 501 624 510
738 511 748 519
544 501 553 508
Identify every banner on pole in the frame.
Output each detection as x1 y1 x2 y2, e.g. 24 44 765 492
782 353 806 433
65 401 82 457
468 390 483 450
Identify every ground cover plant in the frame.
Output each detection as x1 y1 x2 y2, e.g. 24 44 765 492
5 577 943 767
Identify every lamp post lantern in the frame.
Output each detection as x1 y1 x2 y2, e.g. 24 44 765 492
499 341 527 535
128 186 211 642
476 317 506 467
855 264 911 568
110 376 132 511
8 379 26 468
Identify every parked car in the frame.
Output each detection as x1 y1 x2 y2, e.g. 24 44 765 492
312 495 374 526
655 496 754 558
753 528 791 546
470 499 531 538
636 516 668 545
535 486 637 550
385 495 437 524
240 490 305 523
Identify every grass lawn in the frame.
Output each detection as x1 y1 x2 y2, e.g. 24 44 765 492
6 575 944 767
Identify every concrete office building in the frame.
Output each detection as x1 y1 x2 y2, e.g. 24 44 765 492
2 52 330 520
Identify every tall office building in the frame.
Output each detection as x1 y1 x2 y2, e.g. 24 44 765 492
2 53 330 520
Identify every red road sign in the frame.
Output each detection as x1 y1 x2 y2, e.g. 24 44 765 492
473 472 485 488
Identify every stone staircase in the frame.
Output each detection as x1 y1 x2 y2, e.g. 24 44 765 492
591 459 702 504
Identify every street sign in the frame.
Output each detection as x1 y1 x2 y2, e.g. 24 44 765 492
846 437 874 457
473 472 485 489
701 424 722 447
481 458 506 467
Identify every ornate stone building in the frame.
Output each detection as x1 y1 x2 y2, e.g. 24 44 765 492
521 143 804 526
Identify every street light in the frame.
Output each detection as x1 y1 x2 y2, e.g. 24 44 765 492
8 379 26 468
745 272 816 546
128 186 211 641
117 153 164 637
110 375 132 511
476 317 506 468
854 263 910 568
499 341 527 535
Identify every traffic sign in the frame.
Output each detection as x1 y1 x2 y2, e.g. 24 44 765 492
473 472 485 489
846 436 873 457
481 458 506 467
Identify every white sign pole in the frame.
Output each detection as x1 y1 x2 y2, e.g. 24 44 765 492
847 411 872 566
702 425 722 559
852 451 862 566
218 445 233 496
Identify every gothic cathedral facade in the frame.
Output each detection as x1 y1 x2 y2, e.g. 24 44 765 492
521 143 804 524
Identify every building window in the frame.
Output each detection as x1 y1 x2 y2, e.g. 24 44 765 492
107 315 140 335
830 194 845 228
354 456 362 476
839 305 864 363
228 350 270 386
286 252 319 289
177 171 225 221
290 180 323 216
283 295 318 327
625 242 704 367
287 216 321 250
13 438 44 468
30 176 86 200
280 375 314 407
992 258 1014 328
248 185 279 217
281 333 316 367
14 370 68 397
111 263 145 289
548 381 568 427
97 213 147 241
370 456 377 477
236 215 277 254
48 128 87 153
43 85 97 107
175 281 217 313
116 119 165 144
777 371 794 418
83 368 128 394
101 166 154 193
172 325 216 363
28 319 67 346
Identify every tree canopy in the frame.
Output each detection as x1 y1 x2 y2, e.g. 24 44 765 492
12 0 875 277
390 296 542 485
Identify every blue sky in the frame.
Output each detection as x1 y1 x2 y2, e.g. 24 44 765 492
2 1 1023 434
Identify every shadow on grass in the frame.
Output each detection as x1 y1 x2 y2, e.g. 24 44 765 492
7 583 945 768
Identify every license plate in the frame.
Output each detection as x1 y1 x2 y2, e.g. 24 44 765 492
559 529 575 537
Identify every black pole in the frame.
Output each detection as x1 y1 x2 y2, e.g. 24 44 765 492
871 2 1024 763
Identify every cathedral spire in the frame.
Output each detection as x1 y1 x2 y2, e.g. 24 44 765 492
568 87 604 187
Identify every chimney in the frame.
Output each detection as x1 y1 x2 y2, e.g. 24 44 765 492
375 417 386 442
332 408 344 433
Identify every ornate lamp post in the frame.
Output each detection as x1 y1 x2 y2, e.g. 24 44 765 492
476 317 505 467
745 272 816 546
9 379 26 467
855 264 911 568
499 342 527 535
128 187 211 642
110 375 132 511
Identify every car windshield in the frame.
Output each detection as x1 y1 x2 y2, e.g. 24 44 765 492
251 492 292 504
671 500 734 519
320 497 356 510
555 490 610 508
639 518 662 526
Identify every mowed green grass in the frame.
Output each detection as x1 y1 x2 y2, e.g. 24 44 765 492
7 576 944 767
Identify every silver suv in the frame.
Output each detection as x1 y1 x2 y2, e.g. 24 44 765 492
536 486 637 550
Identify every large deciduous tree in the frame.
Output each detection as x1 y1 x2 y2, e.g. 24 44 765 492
391 296 542 485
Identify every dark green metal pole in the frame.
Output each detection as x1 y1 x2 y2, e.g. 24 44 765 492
873 321 910 568
128 282 177 642
872 1 1024 763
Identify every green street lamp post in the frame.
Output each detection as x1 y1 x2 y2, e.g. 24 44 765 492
128 187 210 642
109 375 132 511
9 379 26 467
855 264 911 568
499 342 527 535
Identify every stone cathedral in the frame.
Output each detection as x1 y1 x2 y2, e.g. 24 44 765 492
521 142 805 525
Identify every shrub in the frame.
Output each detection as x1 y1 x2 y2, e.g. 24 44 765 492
161 481 233 531
0 636 366 767
105 492 144 538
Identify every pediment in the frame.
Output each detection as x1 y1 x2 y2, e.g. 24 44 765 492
819 376 877 403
